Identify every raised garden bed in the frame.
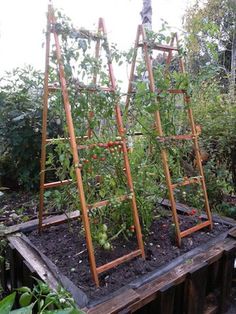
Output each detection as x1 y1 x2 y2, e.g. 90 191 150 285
27 209 229 299
1 203 236 313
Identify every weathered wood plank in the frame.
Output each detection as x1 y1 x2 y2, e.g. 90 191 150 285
125 237 235 313
218 246 235 313
6 243 17 290
184 263 208 314
0 248 6 292
173 282 185 314
8 234 60 291
156 285 176 314
5 210 80 235
86 289 140 314
159 199 236 226
206 261 220 296
228 226 236 238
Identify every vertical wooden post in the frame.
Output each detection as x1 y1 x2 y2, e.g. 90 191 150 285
219 247 235 313
184 264 208 314
38 5 52 233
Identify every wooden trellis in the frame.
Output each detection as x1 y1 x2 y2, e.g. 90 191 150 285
38 4 145 286
126 25 213 246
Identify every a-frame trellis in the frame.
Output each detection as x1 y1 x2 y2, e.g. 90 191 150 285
38 4 145 286
126 25 213 246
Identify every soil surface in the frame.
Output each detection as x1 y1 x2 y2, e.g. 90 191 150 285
0 190 62 226
28 209 230 300
0 191 38 226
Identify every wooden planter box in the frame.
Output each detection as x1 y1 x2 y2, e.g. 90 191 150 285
1 210 236 314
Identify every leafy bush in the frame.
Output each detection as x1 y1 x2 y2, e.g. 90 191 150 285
191 69 236 206
0 66 63 190
0 279 84 313
0 67 43 190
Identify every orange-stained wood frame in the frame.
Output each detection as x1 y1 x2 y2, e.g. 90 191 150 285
38 4 145 286
125 25 213 247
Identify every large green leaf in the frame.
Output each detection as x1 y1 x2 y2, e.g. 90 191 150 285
0 292 16 314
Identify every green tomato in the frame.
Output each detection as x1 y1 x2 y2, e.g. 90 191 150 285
98 232 108 241
103 242 111 250
101 224 108 232
99 238 106 246
19 292 32 307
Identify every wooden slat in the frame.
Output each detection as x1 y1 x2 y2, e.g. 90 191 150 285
219 246 236 313
88 195 128 210
96 249 141 274
5 210 81 235
86 289 140 314
0 249 6 291
157 134 194 142
156 286 176 314
184 263 208 314
156 88 187 94
8 235 59 291
159 199 236 227
44 179 72 189
166 89 186 94
138 42 178 52
46 135 88 143
77 140 123 150
125 237 235 313
180 220 211 238
70 28 106 40
173 282 185 314
48 84 114 93
206 261 220 297
171 176 202 189
228 226 236 238
7 243 17 290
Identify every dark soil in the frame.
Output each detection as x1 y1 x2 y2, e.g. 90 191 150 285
0 191 62 226
0 191 38 226
28 209 230 300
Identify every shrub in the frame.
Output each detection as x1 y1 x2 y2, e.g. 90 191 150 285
0 66 43 190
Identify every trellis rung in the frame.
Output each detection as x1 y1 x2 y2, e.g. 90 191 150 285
157 134 195 142
180 220 211 238
44 179 72 189
87 195 129 210
48 84 114 93
46 136 88 143
138 42 178 52
157 89 187 94
171 176 202 189
96 249 142 274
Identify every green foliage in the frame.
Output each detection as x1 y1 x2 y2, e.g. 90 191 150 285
0 280 84 314
184 0 235 89
0 292 16 313
183 0 236 215
0 66 43 190
191 70 236 206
